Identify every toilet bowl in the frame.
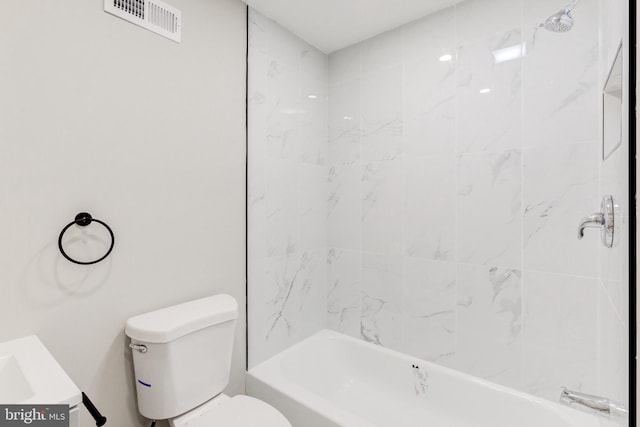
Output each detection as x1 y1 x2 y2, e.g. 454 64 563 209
170 394 291 427
125 294 291 427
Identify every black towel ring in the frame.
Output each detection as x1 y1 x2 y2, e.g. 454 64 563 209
58 212 115 265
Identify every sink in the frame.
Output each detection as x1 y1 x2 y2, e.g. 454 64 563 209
0 335 81 406
0 354 33 402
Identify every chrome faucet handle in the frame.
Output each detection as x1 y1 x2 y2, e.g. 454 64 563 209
559 387 628 419
577 195 614 248
577 213 604 239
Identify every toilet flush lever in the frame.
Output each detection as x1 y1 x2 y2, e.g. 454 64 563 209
129 343 147 353
577 195 614 248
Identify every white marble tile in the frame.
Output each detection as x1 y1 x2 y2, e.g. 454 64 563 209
329 43 361 86
597 0 623 87
403 58 455 160
248 51 267 149
598 196 626 283
290 249 328 335
601 276 624 328
598 0 630 327
299 75 328 166
298 164 327 251
599 212 629 324
403 6 456 66
614 214 629 328
401 257 456 365
457 151 522 269
248 9 330 369
328 79 360 166
250 254 293 367
456 263 522 389
522 0 569 25
456 0 522 46
597 0 625 87
266 159 298 257
361 252 402 349
247 50 268 262
255 250 327 364
266 16 302 67
522 142 599 277
247 255 267 368
362 161 403 255
456 30 522 156
600 123 629 217
522 271 598 401
247 42 267 169
247 148 266 261
265 58 300 161
248 8 267 54
250 0 628 396
597 283 628 406
404 156 456 260
361 26 403 72
327 248 361 338
597 0 631 406
301 40 328 83
361 66 403 161
327 164 361 250
522 2 599 151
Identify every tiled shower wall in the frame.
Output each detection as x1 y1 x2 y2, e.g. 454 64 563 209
597 0 630 409
247 9 329 367
248 0 629 407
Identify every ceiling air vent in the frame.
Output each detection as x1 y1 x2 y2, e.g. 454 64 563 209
104 0 181 43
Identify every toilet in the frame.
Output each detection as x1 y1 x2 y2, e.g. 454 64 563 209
125 294 292 427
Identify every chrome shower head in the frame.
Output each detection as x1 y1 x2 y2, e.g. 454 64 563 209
541 0 579 33
543 8 574 32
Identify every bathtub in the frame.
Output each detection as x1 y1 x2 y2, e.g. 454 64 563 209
247 330 613 427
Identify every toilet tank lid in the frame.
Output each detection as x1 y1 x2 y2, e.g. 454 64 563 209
125 294 238 343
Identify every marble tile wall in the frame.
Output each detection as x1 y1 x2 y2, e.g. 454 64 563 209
596 0 630 411
326 0 629 407
248 0 629 410
247 9 328 368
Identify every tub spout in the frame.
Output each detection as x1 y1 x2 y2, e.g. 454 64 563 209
559 387 628 419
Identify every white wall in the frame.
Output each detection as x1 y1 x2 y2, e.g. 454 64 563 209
247 9 329 367
0 1 247 426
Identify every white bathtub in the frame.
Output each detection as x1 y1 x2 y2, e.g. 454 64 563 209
247 330 613 427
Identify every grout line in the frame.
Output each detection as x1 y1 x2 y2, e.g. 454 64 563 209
453 3 459 370
599 278 627 326
245 4 250 372
519 0 525 392
400 23 407 353
358 41 364 341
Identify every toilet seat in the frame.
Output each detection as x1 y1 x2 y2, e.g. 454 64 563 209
169 395 292 427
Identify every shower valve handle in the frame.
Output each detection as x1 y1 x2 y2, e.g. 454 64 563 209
577 213 604 238
577 195 614 248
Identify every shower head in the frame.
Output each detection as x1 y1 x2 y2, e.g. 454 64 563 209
542 0 579 32
543 8 574 32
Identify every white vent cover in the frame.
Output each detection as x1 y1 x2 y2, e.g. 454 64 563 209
104 0 181 43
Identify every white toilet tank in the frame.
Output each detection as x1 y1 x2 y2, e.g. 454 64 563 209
125 294 238 421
